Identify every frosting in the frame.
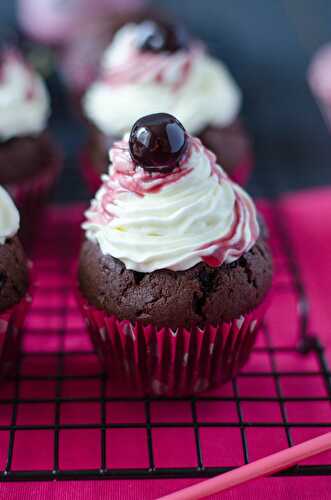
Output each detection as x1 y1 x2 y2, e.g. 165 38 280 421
0 186 20 244
83 135 259 272
0 49 50 141
83 23 241 137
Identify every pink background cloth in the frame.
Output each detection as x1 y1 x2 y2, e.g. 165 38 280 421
0 187 331 499
0 477 330 499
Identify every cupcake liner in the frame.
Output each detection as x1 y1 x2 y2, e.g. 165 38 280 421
81 149 254 194
4 154 61 244
78 290 269 396
0 280 33 378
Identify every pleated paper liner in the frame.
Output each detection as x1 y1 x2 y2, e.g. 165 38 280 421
78 290 269 396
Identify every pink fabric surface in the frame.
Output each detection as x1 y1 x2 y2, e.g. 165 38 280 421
0 187 331 499
0 477 330 500
279 188 331 357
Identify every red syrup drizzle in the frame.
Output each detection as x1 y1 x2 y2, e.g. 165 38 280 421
193 139 259 267
21 55 37 101
25 86 36 100
109 139 192 196
200 195 258 267
88 136 259 267
172 58 193 92
101 41 201 92
88 138 196 225
200 187 260 267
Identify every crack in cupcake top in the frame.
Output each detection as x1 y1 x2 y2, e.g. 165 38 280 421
0 185 20 244
83 22 242 137
0 48 50 141
83 130 259 273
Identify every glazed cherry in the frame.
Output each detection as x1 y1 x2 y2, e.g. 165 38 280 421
129 113 188 172
135 20 189 53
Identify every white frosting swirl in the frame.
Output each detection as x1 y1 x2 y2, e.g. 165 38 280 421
0 50 50 141
83 136 259 272
83 23 241 137
0 186 20 244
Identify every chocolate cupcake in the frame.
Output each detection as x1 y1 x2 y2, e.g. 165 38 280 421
78 113 272 396
0 186 31 375
81 18 252 192
0 47 61 240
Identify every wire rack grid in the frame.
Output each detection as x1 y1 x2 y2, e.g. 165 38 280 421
0 202 330 482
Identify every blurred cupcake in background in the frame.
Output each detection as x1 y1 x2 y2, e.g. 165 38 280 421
0 186 31 377
18 0 144 47
81 16 252 192
18 0 144 99
18 0 81 47
0 45 61 241
78 113 272 396
308 43 331 132
57 15 121 101
57 2 146 99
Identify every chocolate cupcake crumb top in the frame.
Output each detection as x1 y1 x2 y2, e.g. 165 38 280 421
0 186 28 311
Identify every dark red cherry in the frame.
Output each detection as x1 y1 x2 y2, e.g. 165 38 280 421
129 113 188 172
135 20 189 54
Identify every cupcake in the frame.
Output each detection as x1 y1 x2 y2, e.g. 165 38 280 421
81 18 252 192
308 43 331 132
56 2 145 100
18 0 143 47
0 186 31 376
78 113 272 396
0 47 61 240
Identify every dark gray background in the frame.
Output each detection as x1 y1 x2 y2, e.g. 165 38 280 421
2 0 331 201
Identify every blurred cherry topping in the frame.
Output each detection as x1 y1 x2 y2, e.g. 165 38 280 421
135 20 189 53
129 113 188 173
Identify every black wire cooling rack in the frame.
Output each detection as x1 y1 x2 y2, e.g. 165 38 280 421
0 202 330 482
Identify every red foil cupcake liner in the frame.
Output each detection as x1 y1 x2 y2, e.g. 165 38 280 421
78 291 269 396
4 155 61 243
81 149 253 194
0 288 32 378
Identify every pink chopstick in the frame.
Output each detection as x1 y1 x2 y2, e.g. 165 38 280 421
158 432 331 500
